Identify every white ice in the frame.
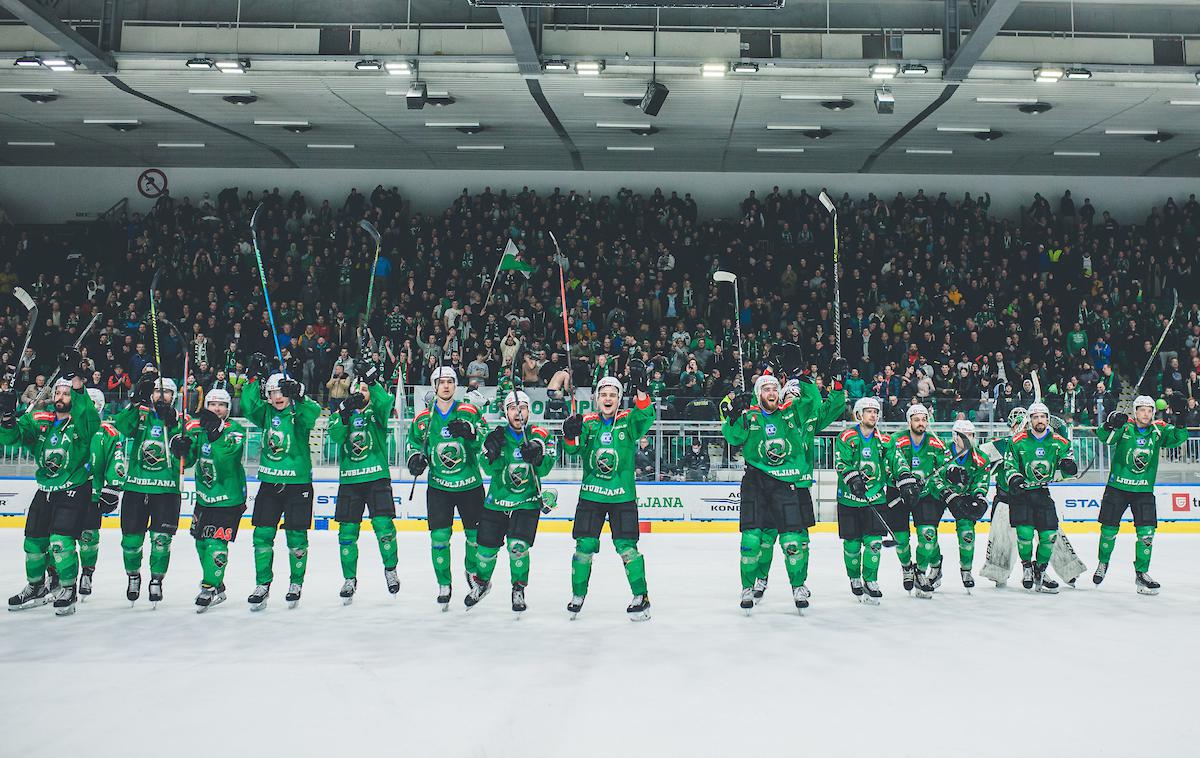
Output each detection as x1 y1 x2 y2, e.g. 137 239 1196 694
2 529 1198 758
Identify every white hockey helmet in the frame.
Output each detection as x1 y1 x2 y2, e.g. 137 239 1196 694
854 396 882 419
53 377 72 391
504 390 532 408
906 403 930 421
754 373 780 399
264 373 285 395
206 388 232 408
1133 395 1156 411
154 377 177 396
431 365 458 386
952 419 976 436
1027 401 1050 418
86 388 106 414
597 376 624 395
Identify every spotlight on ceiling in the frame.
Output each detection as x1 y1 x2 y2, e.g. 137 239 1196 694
214 58 249 74
575 61 605 76
284 124 313 133
542 59 570 72
456 125 485 135
631 126 660 136
21 93 58 104
222 94 258 105
900 63 928 76
40 56 78 72
14 55 42 68
701 63 727 78
1034 67 1064 83
384 61 411 75
821 99 854 111
186 57 216 70
803 128 833 140
870 63 898 80
1065 67 1093 80
1019 101 1053 114
974 130 1004 142
355 59 383 71
731 62 759 74
1144 132 1174 143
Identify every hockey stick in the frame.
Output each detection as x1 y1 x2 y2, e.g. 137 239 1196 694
358 219 383 359
818 191 841 359
548 230 576 415
160 316 190 485
7 286 37 388
248 203 287 377
148 270 165 397
712 270 747 391
28 311 104 408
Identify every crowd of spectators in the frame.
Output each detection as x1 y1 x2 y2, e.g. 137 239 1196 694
1 182 1199 430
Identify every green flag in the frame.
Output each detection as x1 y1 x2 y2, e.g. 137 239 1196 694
497 238 536 278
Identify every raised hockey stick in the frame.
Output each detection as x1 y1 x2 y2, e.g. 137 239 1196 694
28 310 104 408
7 287 37 388
248 203 287 377
818 191 841 359
549 230 576 415
1130 288 1180 404
358 219 383 359
160 316 190 485
712 270 747 391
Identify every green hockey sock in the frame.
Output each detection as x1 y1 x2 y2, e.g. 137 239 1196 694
956 519 976 568
862 536 883 581
475 544 500 583
614 538 647 595
338 522 361 580
508 538 531 585
23 536 49 584
1098 524 1119 564
371 516 398 571
892 528 912 566
779 530 810 587
79 529 100 570
285 529 308 584
1035 529 1056 565
464 528 479 577
253 526 277 585
1016 525 1035 562
755 528 778 581
49 534 79 585
429 527 453 585
1134 526 1155 573
739 529 763 589
121 532 145 573
571 537 600 597
915 524 940 571
148 531 173 576
196 538 229 587
843 539 863 579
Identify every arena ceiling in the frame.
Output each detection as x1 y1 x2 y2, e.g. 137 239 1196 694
0 1 1198 176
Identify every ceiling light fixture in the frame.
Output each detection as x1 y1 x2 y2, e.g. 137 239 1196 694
14 55 42 68
1034 67 1064 83
780 94 844 101
607 146 654 151
1167 100 1200 106
214 58 249 74
870 63 898 80
6 141 55 146
905 148 953 155
41 57 77 72
901 63 928 76
756 148 805 153
976 97 1039 104
355 59 383 71
425 121 480 128
1053 150 1100 156
157 142 206 148
631 126 659 136
186 57 216 70
974 130 1004 142
1065 67 1093 80
307 143 355 149
575 61 605 76
821 99 854 111
254 119 310 126
1104 128 1159 135
1145 132 1174 143
542 60 570 72
384 61 411 75
84 118 140 132
21 93 58 104
731 62 759 74
702 63 727 78
583 91 645 98
456 145 504 150
223 94 258 105
456 125 485 134
765 124 824 131
1019 102 1053 114
597 122 652 129
936 126 991 133
803 128 833 140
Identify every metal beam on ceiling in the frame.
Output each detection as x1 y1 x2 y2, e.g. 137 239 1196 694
497 5 542 78
943 0 1021 82
0 0 118 73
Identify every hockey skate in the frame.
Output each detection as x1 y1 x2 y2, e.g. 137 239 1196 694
511 583 527 615
1034 564 1059 594
901 563 916 593
248 583 270 611
147 576 164 608
1021 561 1036 590
626 593 651 622
863 581 882 605
913 570 934 599
339 578 357 605
1092 561 1108 586
195 584 226 613
384 568 400 595
8 581 51 611
79 567 94 600
567 595 585 619
1136 571 1160 596
126 572 141 605
464 576 491 609
928 560 944 589
793 584 811 612
53 584 77 616
285 583 303 609
436 585 452 610
740 587 755 615
752 577 768 604
960 568 975 593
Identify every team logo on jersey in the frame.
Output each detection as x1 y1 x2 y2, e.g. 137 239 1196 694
150 427 162 438
593 448 618 475
763 437 789 465
198 459 216 488
1035 447 1045 457
265 429 291 458
441 427 451 439
506 463 530 490
140 440 167 470
600 431 613 445
765 424 777 437
437 441 466 471
513 447 523 460
862 447 872 459
49 434 59 445
202 443 212 455
114 458 127 479
912 457 921 468
271 417 281 427
1030 459 1053 483
41 445 70 477
1131 447 1152 474
353 417 366 429
1136 438 1146 446
347 430 371 461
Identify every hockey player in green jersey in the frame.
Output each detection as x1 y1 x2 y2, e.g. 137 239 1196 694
999 401 1077 594
113 369 184 606
79 388 126 600
834 396 909 604
885 403 938 592
329 365 399 604
406 365 489 609
1093 394 1188 594
241 356 322 610
911 419 992 597
1 351 99 616
562 372 655 621
173 388 247 612
465 390 556 613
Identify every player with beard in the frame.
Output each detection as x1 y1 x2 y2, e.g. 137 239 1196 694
884 403 936 592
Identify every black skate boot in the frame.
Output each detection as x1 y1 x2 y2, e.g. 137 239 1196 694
126 572 142 605
1092 561 1108 586
148 575 164 608
248 583 270 611
793 584 811 612
464 576 491 609
863 581 882 605
384 568 400 595
928 559 944 589
285 583 302 609
437 584 452 610
626 593 651 622
902 563 916 592
1135 571 1160 596
53 584 77 616
850 578 865 600
960 567 975 591
8 580 50 611
1034 564 1059 594
914 569 934 599
195 584 226 613
79 566 95 599
751 577 768 604
1021 560 1035 590
567 594 585 619
339 578 357 605
511 583 527 615
740 587 755 615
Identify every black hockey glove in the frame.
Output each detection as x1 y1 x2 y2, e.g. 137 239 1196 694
1058 458 1078 478
727 392 753 422
844 470 868 499
562 413 584 440
1103 411 1128 432
827 355 848 380
483 428 506 464
447 418 477 441
358 362 381 387
1007 472 1027 491
945 465 968 488
154 400 178 429
896 474 921 505
407 452 428 477
246 352 269 382
628 361 649 394
885 486 904 510
0 413 15 430
197 408 223 442
98 487 120 514
279 378 303 400
57 347 81 380
519 438 545 467
1168 392 1188 417
168 434 191 458
132 374 158 406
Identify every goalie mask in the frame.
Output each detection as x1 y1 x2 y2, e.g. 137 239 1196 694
1007 406 1028 431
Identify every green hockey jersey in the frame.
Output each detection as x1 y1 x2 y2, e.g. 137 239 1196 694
1098 419 1187 493
329 383 393 484
0 388 99 492
891 431 949 489
1000 428 1075 491
240 378 322 484
407 401 488 492
835 426 908 507
484 425 556 512
89 421 127 501
721 381 845 486
182 417 248 507
112 402 184 494
564 396 655 503
925 441 992 501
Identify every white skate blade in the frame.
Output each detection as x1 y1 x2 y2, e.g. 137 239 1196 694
287 600 300 609
628 610 651 622
55 605 76 617
861 596 880 606
1137 586 1160 596
342 596 354 606
249 602 267 612
439 603 449 612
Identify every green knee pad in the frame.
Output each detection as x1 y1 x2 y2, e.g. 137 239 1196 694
49 534 79 584
148 531 173 577
1098 524 1119 563
371 516 398 571
756 528 778 580
338 522 362 580
23 536 49 584
285 529 309 584
915 524 940 570
613 538 647 596
779 530 810 587
739 529 763 589
1035 529 1057 565
571 537 601 597
121 532 146 574
507 538 531 585
1015 525 1035 562
892 528 912 564
862 536 883 581
429 527 454 585
843 539 863 578
955 519 976 567
253 526 278 585
1134 525 1155 572
79 530 100 569
475 544 500 583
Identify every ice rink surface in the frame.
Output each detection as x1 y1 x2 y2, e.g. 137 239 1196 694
2 528 1197 758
